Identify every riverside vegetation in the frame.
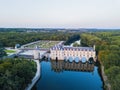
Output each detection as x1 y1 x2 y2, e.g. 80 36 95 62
0 58 36 90
81 31 120 90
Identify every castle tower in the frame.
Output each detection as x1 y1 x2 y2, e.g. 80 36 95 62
34 46 40 60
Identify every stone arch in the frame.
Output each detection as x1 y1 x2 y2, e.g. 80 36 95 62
81 57 87 63
64 56 68 61
74 57 80 63
68 56 74 62
56 57 58 61
88 57 94 64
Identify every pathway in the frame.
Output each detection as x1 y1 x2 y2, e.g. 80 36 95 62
25 60 41 90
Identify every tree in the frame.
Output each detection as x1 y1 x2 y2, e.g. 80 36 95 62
0 58 36 90
0 43 6 59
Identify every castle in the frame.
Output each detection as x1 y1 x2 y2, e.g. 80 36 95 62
50 45 96 62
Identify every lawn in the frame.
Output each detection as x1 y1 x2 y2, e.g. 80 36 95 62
5 50 16 53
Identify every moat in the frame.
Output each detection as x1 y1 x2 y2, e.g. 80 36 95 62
32 60 103 90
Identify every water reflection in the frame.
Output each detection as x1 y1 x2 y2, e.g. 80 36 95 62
51 60 94 73
32 60 103 90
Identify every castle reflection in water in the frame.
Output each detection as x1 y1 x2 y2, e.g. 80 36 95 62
51 60 94 73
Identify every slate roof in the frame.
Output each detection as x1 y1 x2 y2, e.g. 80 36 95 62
51 45 94 51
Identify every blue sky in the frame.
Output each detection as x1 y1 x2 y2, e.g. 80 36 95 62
0 0 120 28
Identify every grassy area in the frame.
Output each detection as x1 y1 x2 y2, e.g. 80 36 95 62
5 49 16 53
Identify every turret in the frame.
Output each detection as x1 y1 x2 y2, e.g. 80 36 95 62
93 45 95 51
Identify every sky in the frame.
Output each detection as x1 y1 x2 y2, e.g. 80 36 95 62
0 0 120 28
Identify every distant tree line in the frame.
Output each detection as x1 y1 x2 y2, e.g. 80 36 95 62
0 32 78 47
0 58 36 90
80 31 120 90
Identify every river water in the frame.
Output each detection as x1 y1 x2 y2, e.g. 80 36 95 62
32 60 103 90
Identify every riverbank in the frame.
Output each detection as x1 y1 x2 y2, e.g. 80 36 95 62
101 65 111 90
97 60 111 90
25 60 41 90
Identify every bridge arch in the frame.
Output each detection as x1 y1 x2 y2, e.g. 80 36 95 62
68 56 74 62
88 57 94 64
74 57 80 63
64 56 68 61
81 57 87 63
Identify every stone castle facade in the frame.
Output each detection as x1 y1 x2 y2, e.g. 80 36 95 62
50 45 96 62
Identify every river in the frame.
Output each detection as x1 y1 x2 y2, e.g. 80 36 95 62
32 60 103 90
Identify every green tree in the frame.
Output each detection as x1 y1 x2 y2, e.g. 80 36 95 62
0 43 6 59
0 58 36 90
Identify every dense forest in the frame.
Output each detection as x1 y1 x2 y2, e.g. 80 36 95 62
0 32 79 47
0 58 36 90
80 31 120 90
